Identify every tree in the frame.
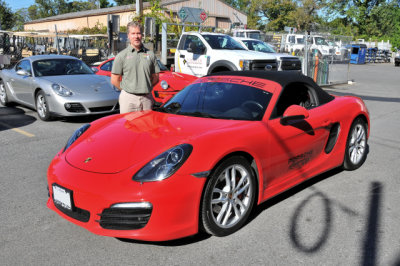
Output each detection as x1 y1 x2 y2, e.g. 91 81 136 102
99 0 114 8
114 0 135 5
27 0 97 20
14 8 31 31
0 0 14 30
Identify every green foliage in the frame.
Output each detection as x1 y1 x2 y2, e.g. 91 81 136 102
99 0 114 8
66 22 107 34
27 0 97 20
0 0 14 30
114 0 134 5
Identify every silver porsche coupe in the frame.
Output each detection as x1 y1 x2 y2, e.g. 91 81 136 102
0 55 120 121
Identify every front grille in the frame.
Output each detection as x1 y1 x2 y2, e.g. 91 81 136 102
65 103 86 113
251 60 277 71
98 207 152 230
53 201 90 222
89 106 114 112
280 58 302 71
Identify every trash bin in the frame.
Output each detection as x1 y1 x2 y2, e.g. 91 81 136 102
350 44 367 64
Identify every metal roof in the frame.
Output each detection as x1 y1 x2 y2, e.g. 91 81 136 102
25 4 150 24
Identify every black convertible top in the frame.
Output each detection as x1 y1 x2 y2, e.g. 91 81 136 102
208 70 334 104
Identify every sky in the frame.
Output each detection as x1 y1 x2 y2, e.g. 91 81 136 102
3 0 117 11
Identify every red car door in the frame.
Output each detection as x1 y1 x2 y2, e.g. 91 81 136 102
261 83 333 197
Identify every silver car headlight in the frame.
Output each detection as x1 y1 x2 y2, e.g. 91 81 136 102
52 83 73 97
239 59 252 70
133 144 193 182
160 80 169 90
63 124 90 152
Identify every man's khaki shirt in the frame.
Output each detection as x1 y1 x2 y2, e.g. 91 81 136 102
112 45 160 94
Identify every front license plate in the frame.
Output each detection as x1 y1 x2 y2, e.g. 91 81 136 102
53 184 73 210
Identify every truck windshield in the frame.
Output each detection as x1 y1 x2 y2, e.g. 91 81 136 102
248 32 261 40
314 37 328 46
243 40 275 53
202 34 245 50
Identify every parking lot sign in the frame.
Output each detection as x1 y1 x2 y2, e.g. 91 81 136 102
178 7 207 23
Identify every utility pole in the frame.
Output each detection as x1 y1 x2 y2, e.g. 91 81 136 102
136 0 143 17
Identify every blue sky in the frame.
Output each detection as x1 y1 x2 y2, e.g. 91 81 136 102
3 0 117 11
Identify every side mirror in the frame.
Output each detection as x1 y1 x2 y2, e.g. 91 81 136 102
281 105 309 125
16 69 31 76
91 67 99 73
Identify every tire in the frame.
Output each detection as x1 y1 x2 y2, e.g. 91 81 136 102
0 79 10 106
35 90 52 121
342 117 368 170
201 156 256 236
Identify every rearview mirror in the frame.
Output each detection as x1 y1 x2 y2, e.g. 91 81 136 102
281 105 309 125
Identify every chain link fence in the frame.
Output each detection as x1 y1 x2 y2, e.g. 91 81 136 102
1 32 110 67
265 32 353 85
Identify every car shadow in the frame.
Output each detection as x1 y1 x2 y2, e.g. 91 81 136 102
248 167 344 224
116 231 211 246
0 105 36 132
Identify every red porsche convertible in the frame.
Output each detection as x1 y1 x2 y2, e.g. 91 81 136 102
91 57 198 104
47 71 369 241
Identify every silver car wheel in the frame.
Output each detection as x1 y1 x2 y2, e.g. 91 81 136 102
36 93 47 118
210 164 252 228
348 123 367 165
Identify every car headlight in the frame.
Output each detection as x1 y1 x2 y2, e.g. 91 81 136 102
239 59 252 70
133 144 193 182
160 80 169 90
52 83 73 96
63 124 90 152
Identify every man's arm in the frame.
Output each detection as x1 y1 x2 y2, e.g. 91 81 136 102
151 73 159 87
111 74 122 90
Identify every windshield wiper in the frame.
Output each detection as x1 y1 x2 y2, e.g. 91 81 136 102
157 102 181 114
178 111 216 118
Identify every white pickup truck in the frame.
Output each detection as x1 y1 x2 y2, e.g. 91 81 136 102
174 32 282 77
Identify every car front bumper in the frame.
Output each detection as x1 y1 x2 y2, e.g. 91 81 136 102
46 91 120 117
47 154 206 241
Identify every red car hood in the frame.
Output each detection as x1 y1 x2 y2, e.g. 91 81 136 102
65 111 247 174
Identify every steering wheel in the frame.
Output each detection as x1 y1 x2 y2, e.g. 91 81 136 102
67 68 79 75
241 100 263 112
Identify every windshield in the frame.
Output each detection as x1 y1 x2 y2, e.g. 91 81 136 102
157 80 272 121
202 34 245 50
33 59 94 76
248 32 261 40
243 40 276 53
314 37 328 46
296 37 305 44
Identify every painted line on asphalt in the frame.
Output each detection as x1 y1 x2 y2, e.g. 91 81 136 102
0 121 35 137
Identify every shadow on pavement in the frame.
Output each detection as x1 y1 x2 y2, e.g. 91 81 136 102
0 105 36 132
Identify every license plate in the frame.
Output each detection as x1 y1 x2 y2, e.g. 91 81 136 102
53 184 73 210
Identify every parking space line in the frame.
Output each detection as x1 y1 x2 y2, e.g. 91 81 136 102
0 121 35 137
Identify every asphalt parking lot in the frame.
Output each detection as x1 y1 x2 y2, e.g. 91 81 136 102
1 63 399 265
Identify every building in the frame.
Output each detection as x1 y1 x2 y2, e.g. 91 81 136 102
24 0 247 33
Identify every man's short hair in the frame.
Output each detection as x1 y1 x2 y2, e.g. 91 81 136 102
127 21 143 34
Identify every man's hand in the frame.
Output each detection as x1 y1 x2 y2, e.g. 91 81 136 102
111 74 122 90
151 73 159 87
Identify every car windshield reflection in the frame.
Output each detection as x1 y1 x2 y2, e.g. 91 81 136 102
157 81 272 121
33 59 94 77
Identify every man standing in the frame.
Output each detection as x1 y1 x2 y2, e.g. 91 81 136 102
111 21 160 113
